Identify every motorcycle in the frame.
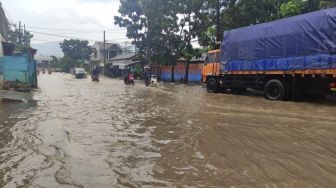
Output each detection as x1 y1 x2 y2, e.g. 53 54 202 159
124 73 135 85
151 76 158 87
145 77 151 87
145 75 158 87
92 74 99 82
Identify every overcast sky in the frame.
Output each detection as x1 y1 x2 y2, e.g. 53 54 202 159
1 0 128 44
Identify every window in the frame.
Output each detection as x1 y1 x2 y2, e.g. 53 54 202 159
208 54 215 63
207 52 220 63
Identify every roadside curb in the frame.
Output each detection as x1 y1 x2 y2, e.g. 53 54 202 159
1 98 27 103
0 90 34 103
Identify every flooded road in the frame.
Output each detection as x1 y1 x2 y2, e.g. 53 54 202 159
1 73 336 187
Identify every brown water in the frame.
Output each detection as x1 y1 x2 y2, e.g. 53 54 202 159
1 73 336 188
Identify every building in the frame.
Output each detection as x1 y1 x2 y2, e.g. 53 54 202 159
35 55 52 69
0 2 9 89
90 42 123 75
0 2 8 44
0 2 38 90
107 52 145 77
90 42 122 62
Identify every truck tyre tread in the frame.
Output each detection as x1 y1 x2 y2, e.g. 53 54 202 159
207 78 219 93
264 79 286 101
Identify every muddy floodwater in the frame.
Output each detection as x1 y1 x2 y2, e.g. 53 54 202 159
1 73 336 188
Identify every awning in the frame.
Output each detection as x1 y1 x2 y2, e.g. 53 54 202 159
111 60 135 69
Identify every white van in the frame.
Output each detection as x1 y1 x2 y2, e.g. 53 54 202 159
74 68 87 79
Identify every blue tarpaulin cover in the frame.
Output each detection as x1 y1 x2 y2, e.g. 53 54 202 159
221 8 336 71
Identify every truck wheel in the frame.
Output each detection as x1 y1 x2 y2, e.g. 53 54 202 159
207 78 218 93
264 79 285 101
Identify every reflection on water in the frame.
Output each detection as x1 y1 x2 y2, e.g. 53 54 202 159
0 101 37 187
0 73 336 187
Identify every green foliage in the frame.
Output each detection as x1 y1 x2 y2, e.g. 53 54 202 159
3 80 32 90
7 27 34 53
280 0 334 17
48 55 84 72
320 0 336 8
280 0 305 17
49 56 60 69
115 0 204 64
115 0 336 64
59 39 91 72
59 56 83 72
8 28 33 47
59 39 91 61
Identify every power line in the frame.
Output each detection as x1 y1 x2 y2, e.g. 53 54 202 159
29 30 131 44
31 38 60 42
26 25 126 33
29 30 78 39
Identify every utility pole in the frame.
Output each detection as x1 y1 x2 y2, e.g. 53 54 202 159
103 30 106 75
103 30 106 63
147 21 151 63
216 0 220 43
18 21 22 44
24 24 26 46
277 0 280 19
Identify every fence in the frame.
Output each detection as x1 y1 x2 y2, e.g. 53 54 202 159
0 59 3 89
160 62 203 83
0 53 37 89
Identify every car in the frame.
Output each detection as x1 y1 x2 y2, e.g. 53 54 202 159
74 68 87 79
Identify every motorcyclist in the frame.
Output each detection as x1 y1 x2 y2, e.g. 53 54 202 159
128 72 134 81
92 67 100 81
124 68 130 83
124 68 135 85
92 67 100 76
144 66 151 86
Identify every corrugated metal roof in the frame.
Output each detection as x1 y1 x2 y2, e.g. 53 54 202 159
190 53 207 62
177 53 207 62
93 42 122 50
110 53 136 61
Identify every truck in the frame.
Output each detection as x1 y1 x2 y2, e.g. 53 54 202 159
202 8 336 101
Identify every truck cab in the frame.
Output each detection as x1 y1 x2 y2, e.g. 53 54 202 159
202 50 221 83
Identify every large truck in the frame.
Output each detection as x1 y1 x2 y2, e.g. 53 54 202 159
202 8 336 101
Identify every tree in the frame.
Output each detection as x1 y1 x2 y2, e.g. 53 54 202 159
320 0 336 8
8 27 33 46
59 39 91 61
59 39 91 72
115 0 186 82
114 0 146 58
49 56 60 69
115 0 336 84
280 0 305 17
